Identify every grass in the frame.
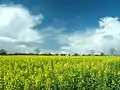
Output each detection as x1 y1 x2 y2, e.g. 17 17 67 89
0 56 120 90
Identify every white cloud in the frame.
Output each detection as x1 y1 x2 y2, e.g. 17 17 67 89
0 4 43 53
60 16 120 55
1 4 120 55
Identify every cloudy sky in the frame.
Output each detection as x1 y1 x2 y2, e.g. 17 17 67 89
0 0 120 54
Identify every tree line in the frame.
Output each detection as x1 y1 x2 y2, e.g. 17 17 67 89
0 48 117 56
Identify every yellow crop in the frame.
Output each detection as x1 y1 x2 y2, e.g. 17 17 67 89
0 56 120 90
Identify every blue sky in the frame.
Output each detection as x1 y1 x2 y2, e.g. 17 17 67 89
0 0 120 54
1 0 120 30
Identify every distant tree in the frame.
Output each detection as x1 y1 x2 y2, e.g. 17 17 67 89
29 53 34 55
109 48 115 56
55 53 59 56
100 52 105 56
73 53 79 56
34 48 40 55
48 53 52 56
95 54 99 56
68 54 71 56
0 49 7 55
89 50 95 56
88 54 91 56
60 54 66 56
82 54 85 56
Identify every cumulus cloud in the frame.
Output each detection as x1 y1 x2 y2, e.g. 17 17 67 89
60 16 120 55
1 4 120 55
0 4 43 53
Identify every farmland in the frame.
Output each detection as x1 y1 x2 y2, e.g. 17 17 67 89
0 56 120 90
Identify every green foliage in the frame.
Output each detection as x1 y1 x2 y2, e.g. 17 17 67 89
0 56 120 90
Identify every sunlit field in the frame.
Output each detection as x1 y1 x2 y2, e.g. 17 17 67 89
0 56 120 90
